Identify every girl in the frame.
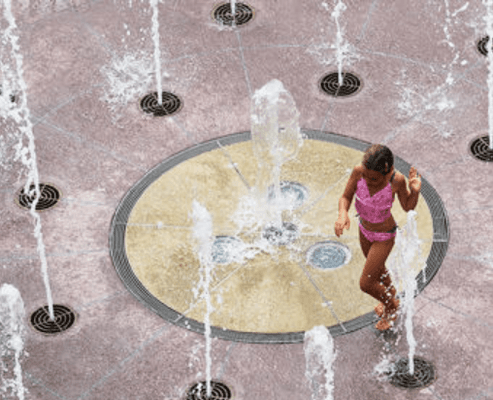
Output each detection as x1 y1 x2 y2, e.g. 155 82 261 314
334 144 421 330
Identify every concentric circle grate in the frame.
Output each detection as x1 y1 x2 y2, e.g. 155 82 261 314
213 2 254 26
477 36 492 56
140 91 182 116
389 357 436 389
30 305 76 335
306 241 351 270
16 183 61 211
319 72 362 97
187 381 232 400
469 136 493 162
263 221 299 245
211 236 243 264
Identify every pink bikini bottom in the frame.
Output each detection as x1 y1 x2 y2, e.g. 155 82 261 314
358 222 397 243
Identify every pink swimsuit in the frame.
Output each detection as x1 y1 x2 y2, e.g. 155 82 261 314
355 172 397 242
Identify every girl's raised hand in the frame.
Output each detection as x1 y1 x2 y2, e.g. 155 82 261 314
409 166 421 193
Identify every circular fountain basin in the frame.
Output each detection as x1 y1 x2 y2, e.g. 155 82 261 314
110 130 443 343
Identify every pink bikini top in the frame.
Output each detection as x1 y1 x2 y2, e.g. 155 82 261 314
354 173 395 223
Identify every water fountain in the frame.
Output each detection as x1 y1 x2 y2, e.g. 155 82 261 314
230 0 236 25
304 325 336 400
150 0 163 105
1 0 55 320
331 0 347 85
246 79 303 236
386 211 426 376
485 0 493 149
191 201 216 398
0 284 27 400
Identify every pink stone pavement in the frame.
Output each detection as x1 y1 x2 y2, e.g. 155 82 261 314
1 1 492 399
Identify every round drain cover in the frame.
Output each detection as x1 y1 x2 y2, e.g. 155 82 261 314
319 72 362 97
306 241 351 270
140 91 182 116
30 305 76 335
187 381 232 400
389 357 436 389
263 222 299 245
268 181 308 210
213 2 254 26
16 183 61 211
211 236 242 264
469 136 493 162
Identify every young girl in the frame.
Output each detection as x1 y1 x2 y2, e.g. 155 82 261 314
334 144 422 330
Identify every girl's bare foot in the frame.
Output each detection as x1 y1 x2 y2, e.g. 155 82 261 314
375 299 400 331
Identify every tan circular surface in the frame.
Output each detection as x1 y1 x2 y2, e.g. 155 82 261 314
125 140 433 333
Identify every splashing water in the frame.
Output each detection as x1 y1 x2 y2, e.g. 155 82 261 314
100 51 155 116
191 201 215 398
386 211 426 375
150 0 163 104
249 79 302 232
331 0 347 85
304 326 336 400
1 0 55 320
484 0 493 149
0 284 27 400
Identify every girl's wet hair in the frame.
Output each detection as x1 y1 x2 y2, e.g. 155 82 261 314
363 144 394 175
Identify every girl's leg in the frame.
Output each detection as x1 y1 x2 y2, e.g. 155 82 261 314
359 238 398 314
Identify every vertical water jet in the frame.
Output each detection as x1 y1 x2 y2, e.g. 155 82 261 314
1 0 54 320
150 0 163 104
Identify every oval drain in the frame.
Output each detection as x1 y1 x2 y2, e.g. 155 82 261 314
268 181 308 210
211 236 243 264
306 241 351 270
30 305 76 335
16 183 61 211
187 381 232 400
389 357 436 389
319 72 362 97
213 2 254 27
469 136 493 162
263 222 299 246
140 91 182 116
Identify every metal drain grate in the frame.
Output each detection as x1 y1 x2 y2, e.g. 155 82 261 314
16 183 61 211
477 36 492 56
319 72 362 97
389 357 436 389
140 91 182 116
263 221 299 245
306 241 351 270
30 305 76 335
213 2 254 26
187 381 232 400
469 136 493 162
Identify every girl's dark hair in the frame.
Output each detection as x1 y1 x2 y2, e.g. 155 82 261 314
363 144 394 175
